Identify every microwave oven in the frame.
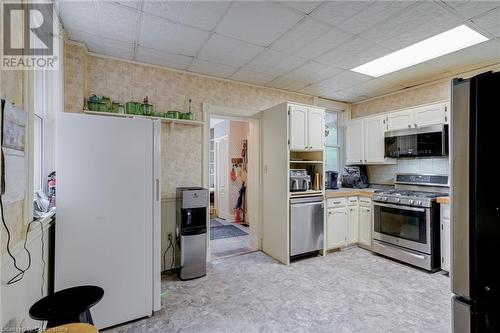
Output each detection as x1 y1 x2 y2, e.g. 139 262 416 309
384 124 448 158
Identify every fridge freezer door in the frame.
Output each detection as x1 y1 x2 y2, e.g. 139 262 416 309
451 79 470 299
453 297 471 333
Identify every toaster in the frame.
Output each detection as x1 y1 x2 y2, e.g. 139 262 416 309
289 169 311 192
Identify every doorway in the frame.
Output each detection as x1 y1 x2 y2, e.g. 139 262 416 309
209 118 254 260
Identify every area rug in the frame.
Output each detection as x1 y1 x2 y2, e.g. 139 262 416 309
210 219 223 227
210 225 248 240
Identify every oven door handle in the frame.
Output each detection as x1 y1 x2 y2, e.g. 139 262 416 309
374 202 426 212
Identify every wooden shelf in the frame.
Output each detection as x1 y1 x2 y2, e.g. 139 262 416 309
83 110 205 128
289 160 324 164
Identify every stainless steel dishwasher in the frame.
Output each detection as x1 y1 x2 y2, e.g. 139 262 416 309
290 196 324 256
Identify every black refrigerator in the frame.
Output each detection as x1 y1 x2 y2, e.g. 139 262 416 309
451 71 500 333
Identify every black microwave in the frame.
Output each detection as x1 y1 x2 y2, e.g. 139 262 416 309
385 124 448 158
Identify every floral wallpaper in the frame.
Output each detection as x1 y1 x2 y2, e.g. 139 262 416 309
350 81 450 118
64 42 314 197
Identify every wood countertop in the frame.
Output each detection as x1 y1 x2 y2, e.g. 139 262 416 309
326 188 377 198
437 197 450 204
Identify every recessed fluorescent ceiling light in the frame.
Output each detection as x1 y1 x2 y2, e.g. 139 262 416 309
351 25 488 77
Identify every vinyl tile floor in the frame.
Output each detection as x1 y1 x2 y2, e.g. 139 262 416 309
104 247 451 333
210 219 254 260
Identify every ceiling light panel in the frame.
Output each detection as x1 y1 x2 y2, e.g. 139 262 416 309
351 25 488 77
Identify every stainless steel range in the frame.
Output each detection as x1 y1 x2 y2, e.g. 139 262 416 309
372 173 449 271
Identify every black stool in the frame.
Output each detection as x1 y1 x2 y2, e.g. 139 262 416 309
30 285 104 328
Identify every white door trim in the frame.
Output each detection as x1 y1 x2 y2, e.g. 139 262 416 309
202 104 262 256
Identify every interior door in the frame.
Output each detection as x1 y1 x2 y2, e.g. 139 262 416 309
308 108 325 150
215 137 229 220
289 105 308 150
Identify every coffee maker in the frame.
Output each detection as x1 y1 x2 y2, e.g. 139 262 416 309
324 171 339 190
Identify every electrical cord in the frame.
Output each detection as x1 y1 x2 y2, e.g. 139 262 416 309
162 234 176 274
38 219 46 297
1 194 27 284
7 219 35 285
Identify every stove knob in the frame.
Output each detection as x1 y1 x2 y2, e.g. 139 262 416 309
409 199 414 204
395 198 400 203
416 200 422 206
383 197 388 201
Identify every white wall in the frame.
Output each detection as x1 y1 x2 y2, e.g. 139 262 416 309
367 158 449 184
1 221 53 332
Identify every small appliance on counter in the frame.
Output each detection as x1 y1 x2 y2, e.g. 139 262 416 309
176 187 208 280
324 171 339 190
289 169 311 192
341 166 368 188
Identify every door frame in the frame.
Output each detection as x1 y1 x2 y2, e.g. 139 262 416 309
202 104 263 260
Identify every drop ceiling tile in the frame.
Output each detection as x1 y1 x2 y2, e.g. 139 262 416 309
299 83 336 96
281 61 343 84
266 77 309 91
114 1 142 10
381 63 451 87
189 59 237 78
96 2 138 44
472 7 500 37
340 1 414 35
360 2 461 51
83 35 134 60
271 17 330 55
294 27 353 59
135 47 193 70
58 1 99 36
425 40 500 74
215 2 304 46
198 34 264 68
324 89 369 103
230 69 276 85
318 70 372 92
142 1 231 31
310 1 373 27
316 37 391 70
352 79 405 98
139 13 210 56
279 1 322 14
244 49 307 76
443 1 500 19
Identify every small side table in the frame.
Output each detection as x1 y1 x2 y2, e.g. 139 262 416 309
30 285 104 328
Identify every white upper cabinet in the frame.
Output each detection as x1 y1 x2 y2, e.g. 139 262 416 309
386 109 413 131
289 105 308 151
413 102 447 128
308 108 325 150
386 101 449 131
289 105 324 151
346 119 364 164
363 115 386 163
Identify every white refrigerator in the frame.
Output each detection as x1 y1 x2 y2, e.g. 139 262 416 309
56 113 161 329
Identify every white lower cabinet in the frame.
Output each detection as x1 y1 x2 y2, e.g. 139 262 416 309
358 206 372 248
327 207 347 249
440 204 451 272
347 205 359 245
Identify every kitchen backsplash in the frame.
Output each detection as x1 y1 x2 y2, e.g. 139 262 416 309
367 158 449 185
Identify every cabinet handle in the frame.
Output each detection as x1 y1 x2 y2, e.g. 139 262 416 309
408 124 411 128
414 123 418 128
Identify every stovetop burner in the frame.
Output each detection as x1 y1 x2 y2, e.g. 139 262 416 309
374 189 445 198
